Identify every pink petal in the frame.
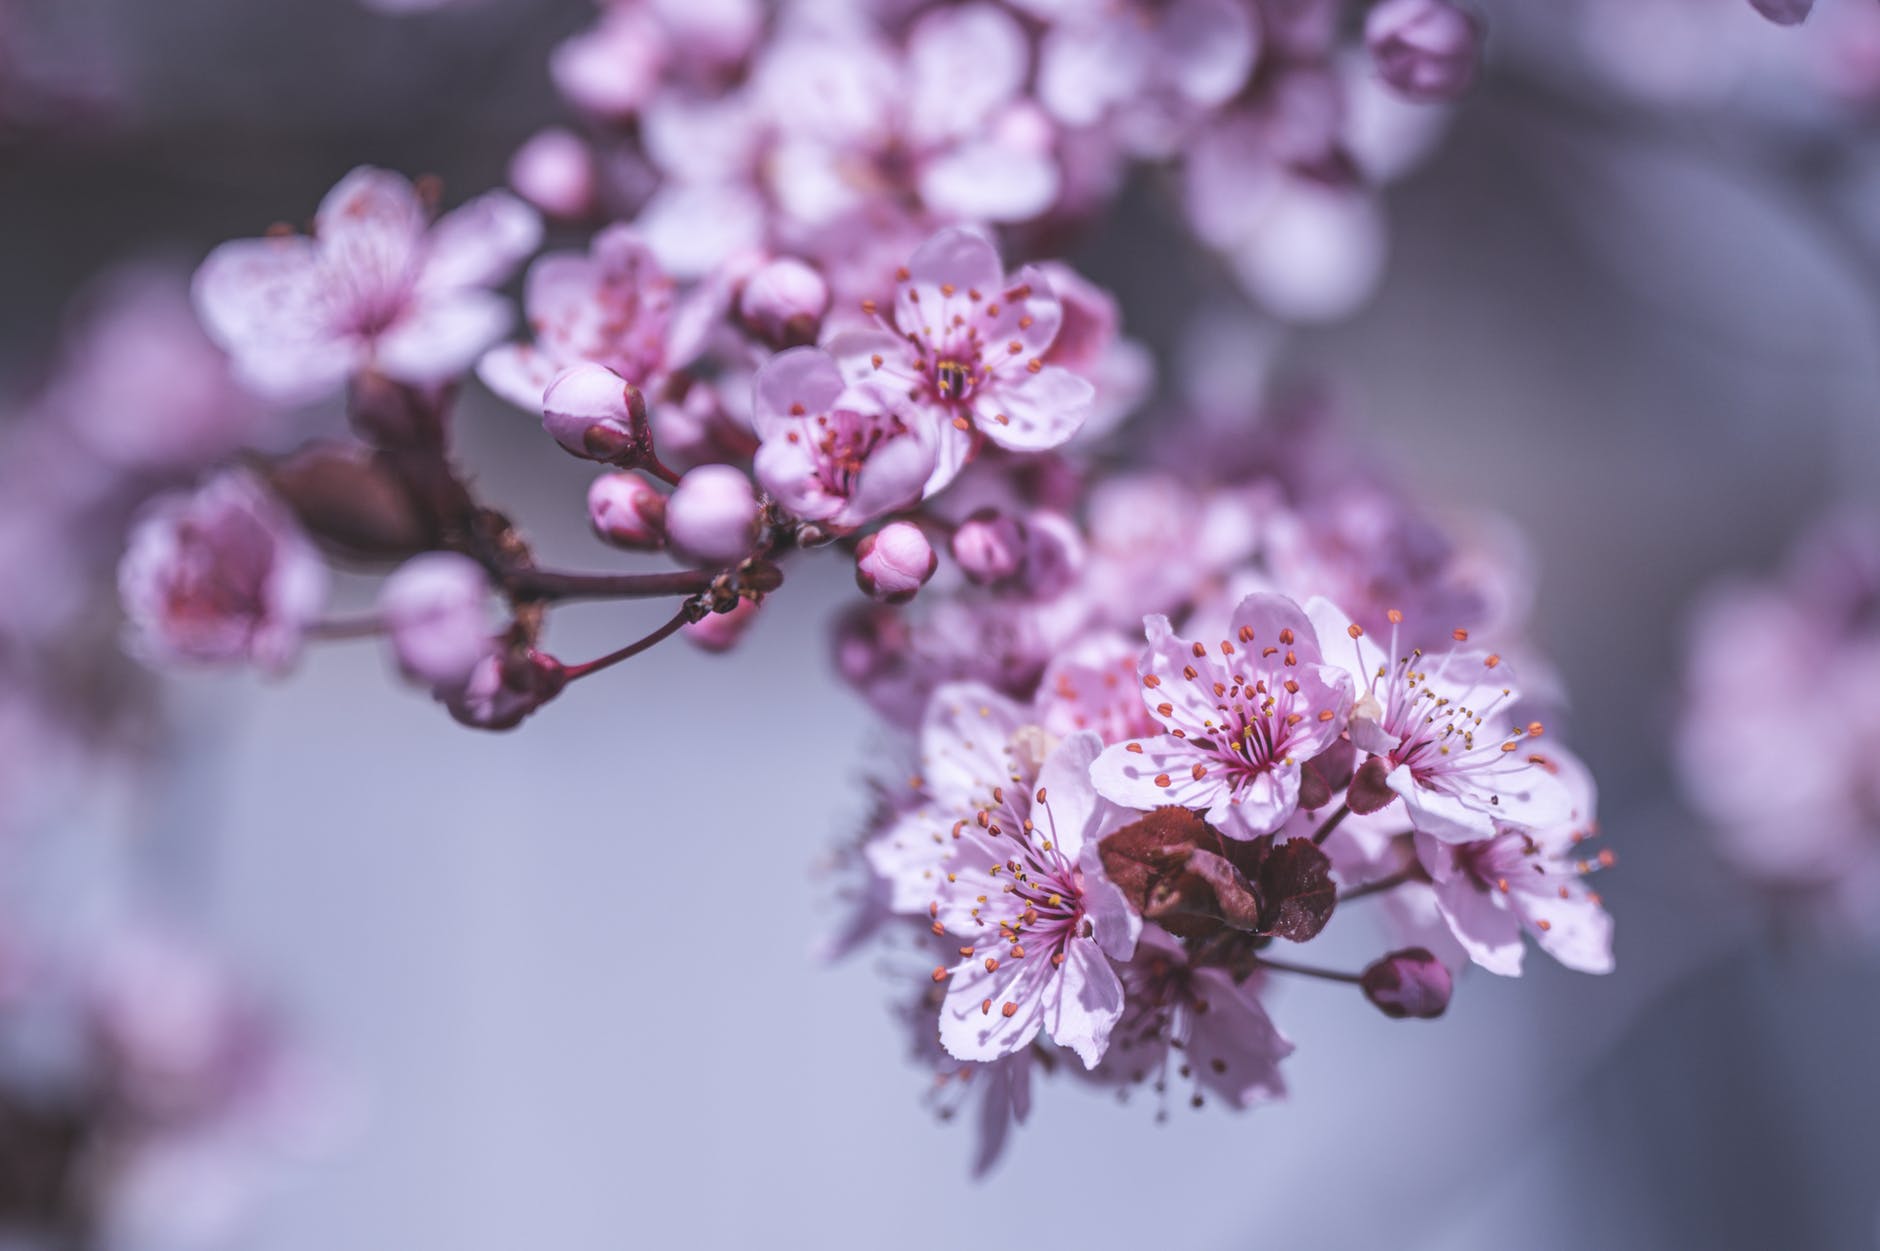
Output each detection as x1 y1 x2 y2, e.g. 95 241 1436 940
976 364 1091 451
421 190 542 293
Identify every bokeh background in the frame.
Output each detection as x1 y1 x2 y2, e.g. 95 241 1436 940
3 0 1879 1247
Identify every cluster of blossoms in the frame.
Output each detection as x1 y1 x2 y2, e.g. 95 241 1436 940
515 0 1489 323
77 0 1692 1184
825 379 1614 1169
1679 513 1880 943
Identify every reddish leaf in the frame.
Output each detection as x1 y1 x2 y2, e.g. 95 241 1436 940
1346 754 1398 815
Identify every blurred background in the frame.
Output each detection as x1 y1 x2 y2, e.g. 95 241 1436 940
2 0 1878 1247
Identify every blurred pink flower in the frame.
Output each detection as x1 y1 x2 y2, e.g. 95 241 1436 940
195 167 540 402
480 225 675 411
118 471 327 672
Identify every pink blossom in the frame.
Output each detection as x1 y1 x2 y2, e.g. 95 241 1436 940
754 5 1059 231
664 464 760 565
195 167 541 402
897 703 1137 1067
1415 747 1615 976
43 265 258 470
750 347 935 531
1308 599 1572 843
855 523 937 603
1030 0 1260 158
1086 927 1292 1111
1034 632 1160 747
478 225 675 412
1092 594 1354 838
118 471 328 672
379 552 496 694
834 228 1095 493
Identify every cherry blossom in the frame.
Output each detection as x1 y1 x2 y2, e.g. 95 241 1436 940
118 471 328 673
194 167 540 402
1092 593 1354 838
1308 599 1572 843
834 227 1095 493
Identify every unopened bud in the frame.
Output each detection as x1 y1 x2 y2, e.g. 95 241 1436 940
509 128 597 220
950 509 1027 586
665 464 761 566
1365 0 1482 103
541 362 652 463
587 472 666 549
855 522 937 604
446 649 567 731
1020 510 1084 600
380 552 497 694
1748 0 1812 23
1360 948 1453 1019
738 257 830 347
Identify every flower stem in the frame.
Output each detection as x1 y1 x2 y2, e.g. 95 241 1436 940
1339 866 1417 903
305 615 384 641
1311 802 1351 846
1253 956 1364 986
560 606 692 680
507 568 716 603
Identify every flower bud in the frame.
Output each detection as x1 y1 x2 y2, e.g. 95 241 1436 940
446 650 567 731
1020 510 1084 600
380 553 497 694
830 604 908 691
1360 948 1453 1019
1748 0 1812 24
587 472 667 549
738 257 829 347
1364 0 1481 103
509 128 597 220
855 522 937 604
684 596 761 653
541 362 651 463
951 509 1027 586
665 464 761 565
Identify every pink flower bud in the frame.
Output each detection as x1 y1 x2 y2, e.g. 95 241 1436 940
738 257 829 346
855 522 937 604
1365 0 1481 103
508 128 596 220
587 472 667 549
665 464 761 565
1019 510 1084 600
684 596 761 653
1360 948 1453 1019
542 362 652 463
379 553 496 693
446 650 567 731
950 509 1027 586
